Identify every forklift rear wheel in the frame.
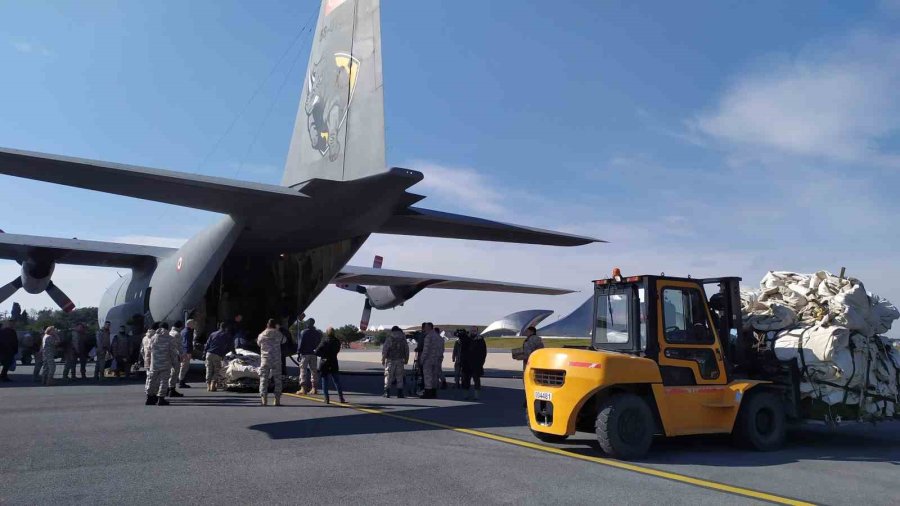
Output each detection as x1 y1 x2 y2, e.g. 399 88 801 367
531 429 568 443
595 393 653 460
733 391 786 451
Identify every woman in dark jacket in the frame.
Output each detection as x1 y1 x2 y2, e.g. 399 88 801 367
315 327 346 404
459 328 487 400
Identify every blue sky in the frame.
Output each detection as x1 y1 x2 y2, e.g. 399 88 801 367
1 0 899 335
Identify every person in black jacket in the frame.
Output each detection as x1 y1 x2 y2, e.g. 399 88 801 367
297 318 322 394
0 320 19 381
459 327 487 401
315 327 345 404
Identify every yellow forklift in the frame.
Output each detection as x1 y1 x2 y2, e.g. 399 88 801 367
525 270 790 459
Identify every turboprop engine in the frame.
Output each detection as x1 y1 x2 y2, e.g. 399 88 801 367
335 255 430 331
0 257 75 312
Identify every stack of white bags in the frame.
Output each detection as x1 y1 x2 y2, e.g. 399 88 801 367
742 271 900 419
223 348 262 382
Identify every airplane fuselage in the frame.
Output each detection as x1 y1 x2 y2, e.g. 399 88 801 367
98 212 370 338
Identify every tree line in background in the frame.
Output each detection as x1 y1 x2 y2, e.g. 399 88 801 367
1 302 378 346
0 302 100 336
289 320 370 346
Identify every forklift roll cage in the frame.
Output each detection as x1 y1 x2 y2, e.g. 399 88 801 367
591 275 743 385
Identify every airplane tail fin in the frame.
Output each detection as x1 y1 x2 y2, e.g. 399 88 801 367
282 0 385 186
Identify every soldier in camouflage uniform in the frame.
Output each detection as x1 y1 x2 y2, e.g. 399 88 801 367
140 322 160 371
40 327 60 386
145 323 179 406
381 326 409 398
257 319 283 406
419 322 444 399
110 325 132 378
166 321 185 398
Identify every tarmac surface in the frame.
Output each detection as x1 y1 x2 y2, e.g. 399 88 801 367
1 359 899 505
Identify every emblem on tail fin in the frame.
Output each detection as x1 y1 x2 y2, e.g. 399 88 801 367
305 52 360 161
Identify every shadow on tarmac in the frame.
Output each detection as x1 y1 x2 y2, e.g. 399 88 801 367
249 374 530 440
249 374 900 468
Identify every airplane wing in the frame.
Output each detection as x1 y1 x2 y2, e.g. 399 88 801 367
377 206 601 247
0 147 309 215
333 265 574 295
0 232 175 268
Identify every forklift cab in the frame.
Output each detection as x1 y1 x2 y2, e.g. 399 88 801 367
591 273 743 386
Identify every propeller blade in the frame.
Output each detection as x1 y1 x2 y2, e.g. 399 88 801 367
46 281 76 313
0 277 22 305
360 299 372 332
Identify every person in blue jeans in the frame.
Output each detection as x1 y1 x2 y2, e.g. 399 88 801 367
315 327 345 404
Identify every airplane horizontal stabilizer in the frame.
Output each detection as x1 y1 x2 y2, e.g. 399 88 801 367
0 148 309 214
334 265 574 295
0 232 175 268
376 207 601 247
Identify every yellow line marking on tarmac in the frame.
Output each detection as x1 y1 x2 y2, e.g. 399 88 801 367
283 392 813 506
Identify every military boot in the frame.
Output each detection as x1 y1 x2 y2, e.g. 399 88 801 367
397 389 405 399
145 395 157 405
383 388 390 398
156 397 170 406
274 395 282 406
168 387 184 398
261 395 268 406
179 381 191 388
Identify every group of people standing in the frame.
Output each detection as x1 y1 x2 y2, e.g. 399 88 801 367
380 323 488 401
11 314 548 409
197 315 346 406
18 321 137 386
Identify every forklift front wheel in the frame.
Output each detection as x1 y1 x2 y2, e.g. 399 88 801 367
733 391 786 451
595 393 653 460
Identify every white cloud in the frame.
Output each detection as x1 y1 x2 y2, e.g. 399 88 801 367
13 41 32 53
691 33 900 167
12 40 51 56
410 161 507 217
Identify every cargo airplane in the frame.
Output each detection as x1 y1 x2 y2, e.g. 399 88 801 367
0 0 598 334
